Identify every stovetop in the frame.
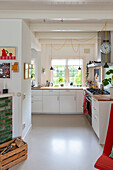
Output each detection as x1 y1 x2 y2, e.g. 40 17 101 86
86 88 110 95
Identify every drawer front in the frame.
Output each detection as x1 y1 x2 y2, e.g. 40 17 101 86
31 90 42 96
92 98 99 113
32 96 42 101
92 112 99 138
92 105 99 116
43 90 59 96
60 90 76 96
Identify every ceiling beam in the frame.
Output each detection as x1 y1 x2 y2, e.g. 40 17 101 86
30 23 113 32
0 10 113 20
36 32 98 40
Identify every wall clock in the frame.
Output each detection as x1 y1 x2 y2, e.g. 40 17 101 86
100 40 111 54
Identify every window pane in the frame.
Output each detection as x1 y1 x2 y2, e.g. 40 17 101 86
53 66 65 86
69 66 82 86
68 59 82 66
52 59 66 66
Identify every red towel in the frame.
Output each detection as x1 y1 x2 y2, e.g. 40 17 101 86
83 93 87 114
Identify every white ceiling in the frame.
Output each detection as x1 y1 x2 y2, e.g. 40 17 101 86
0 0 113 39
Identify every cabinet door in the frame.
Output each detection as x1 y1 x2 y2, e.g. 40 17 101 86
43 96 59 113
92 98 99 138
32 101 42 113
60 96 76 113
76 90 83 113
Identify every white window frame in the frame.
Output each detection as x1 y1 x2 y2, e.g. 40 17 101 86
52 59 83 86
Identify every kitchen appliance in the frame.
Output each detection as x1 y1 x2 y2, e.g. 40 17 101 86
85 88 110 124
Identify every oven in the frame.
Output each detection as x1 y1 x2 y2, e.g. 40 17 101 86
86 93 92 124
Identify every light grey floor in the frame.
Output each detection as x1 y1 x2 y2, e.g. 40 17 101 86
10 114 102 170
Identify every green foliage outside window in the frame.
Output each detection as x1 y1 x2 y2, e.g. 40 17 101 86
53 65 82 86
69 66 82 86
31 67 35 81
53 66 65 86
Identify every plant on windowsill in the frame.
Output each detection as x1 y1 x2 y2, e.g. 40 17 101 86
59 77 64 87
42 67 45 74
102 69 113 98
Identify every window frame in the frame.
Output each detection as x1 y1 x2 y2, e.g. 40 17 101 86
51 59 83 86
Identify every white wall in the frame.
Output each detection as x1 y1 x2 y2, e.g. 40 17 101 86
21 21 32 138
0 19 40 139
40 39 97 86
0 19 22 137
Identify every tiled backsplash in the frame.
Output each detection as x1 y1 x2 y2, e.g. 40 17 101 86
0 97 12 144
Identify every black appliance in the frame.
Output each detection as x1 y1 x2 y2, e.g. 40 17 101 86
85 88 110 124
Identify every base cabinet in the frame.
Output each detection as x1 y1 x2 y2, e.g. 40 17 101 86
43 96 59 113
92 97 112 144
76 90 83 112
31 89 83 114
32 101 42 113
60 96 76 113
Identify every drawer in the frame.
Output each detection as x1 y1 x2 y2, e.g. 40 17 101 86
92 113 99 138
32 96 42 101
92 98 99 113
60 90 76 96
31 90 42 96
43 90 59 96
92 105 99 116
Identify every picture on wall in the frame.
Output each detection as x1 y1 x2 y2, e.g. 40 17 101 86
94 69 100 82
29 64 32 78
24 63 29 79
0 63 10 78
0 47 16 60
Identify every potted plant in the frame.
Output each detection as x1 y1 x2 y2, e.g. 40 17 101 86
42 67 45 74
59 77 64 87
102 69 113 98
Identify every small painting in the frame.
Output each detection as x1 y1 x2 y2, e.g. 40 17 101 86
0 63 10 78
94 69 100 82
24 63 29 79
0 47 16 60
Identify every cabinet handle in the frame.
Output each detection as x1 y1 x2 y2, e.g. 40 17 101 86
49 90 53 92
74 96 76 101
93 107 96 111
94 115 97 120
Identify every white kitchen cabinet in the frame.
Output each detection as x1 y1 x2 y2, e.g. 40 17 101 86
59 90 77 113
43 96 59 113
43 90 60 113
31 89 84 114
31 90 43 113
92 97 112 144
92 98 99 138
76 90 84 113
60 95 76 113
32 100 42 113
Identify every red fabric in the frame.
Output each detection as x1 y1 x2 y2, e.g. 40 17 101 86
83 93 87 114
94 103 113 170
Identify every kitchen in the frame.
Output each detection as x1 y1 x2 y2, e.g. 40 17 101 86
0 1 113 170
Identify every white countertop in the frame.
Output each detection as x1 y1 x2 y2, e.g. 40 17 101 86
0 93 13 98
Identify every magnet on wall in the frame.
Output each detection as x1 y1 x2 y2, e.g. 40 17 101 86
12 62 19 72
